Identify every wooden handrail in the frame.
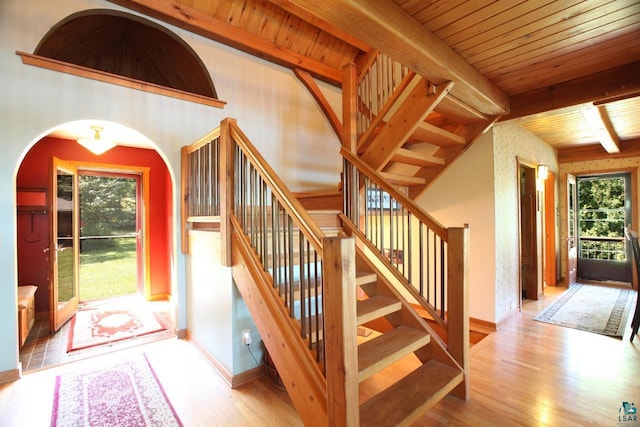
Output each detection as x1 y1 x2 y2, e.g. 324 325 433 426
341 147 448 241
186 127 222 154
227 120 326 255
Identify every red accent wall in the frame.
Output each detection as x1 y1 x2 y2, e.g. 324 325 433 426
16 137 173 314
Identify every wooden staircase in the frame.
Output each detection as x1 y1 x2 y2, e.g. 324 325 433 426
183 118 469 426
353 56 498 200
353 248 464 426
288 207 465 426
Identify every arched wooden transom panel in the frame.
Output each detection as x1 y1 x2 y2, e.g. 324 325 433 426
34 9 218 99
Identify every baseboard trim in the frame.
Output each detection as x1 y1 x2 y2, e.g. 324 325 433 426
470 317 497 333
0 365 22 385
231 364 264 388
186 331 263 389
496 307 521 330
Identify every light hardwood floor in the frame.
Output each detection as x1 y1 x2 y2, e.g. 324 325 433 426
1 285 639 426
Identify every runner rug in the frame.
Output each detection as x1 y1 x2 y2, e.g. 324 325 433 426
534 284 634 338
68 303 167 352
50 353 182 427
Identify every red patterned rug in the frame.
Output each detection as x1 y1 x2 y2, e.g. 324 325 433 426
68 302 167 352
51 353 182 426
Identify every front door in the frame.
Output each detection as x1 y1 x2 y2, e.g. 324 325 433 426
567 173 578 286
576 173 632 283
50 157 80 332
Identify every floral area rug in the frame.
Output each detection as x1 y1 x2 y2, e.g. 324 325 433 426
51 353 182 427
534 284 634 338
68 302 167 352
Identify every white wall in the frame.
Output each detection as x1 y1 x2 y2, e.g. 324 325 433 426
0 0 341 376
492 123 557 323
419 123 558 326
418 131 497 323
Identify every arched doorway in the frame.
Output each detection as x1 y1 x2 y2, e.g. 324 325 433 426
16 120 175 371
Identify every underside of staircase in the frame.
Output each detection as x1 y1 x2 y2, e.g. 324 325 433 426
354 68 499 200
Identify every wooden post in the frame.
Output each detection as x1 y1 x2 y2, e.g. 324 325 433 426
323 236 359 426
180 145 190 254
219 118 236 267
446 225 469 400
342 62 357 153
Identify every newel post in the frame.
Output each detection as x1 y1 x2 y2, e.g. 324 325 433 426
447 225 470 400
323 236 359 426
218 117 236 267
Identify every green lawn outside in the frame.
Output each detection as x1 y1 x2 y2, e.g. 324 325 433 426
80 237 137 300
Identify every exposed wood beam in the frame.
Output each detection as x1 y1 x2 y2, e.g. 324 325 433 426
266 0 370 52
293 68 342 142
286 0 509 115
557 138 640 163
108 0 342 84
581 106 620 153
505 62 640 120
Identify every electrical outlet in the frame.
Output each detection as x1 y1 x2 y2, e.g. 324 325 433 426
242 329 252 345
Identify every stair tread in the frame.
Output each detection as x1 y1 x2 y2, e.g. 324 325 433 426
379 171 426 186
357 296 401 326
412 121 465 147
356 270 377 286
359 359 463 427
358 326 430 381
392 147 445 167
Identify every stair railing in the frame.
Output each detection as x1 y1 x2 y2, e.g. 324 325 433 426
356 51 412 144
220 118 360 425
341 148 467 335
223 119 328 363
180 128 222 253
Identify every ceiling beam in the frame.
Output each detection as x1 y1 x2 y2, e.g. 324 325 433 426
108 0 343 84
505 62 640 120
581 106 620 154
266 0 370 52
557 138 640 164
285 0 509 116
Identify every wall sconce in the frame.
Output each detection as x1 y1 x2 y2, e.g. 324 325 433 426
77 126 116 155
537 164 549 180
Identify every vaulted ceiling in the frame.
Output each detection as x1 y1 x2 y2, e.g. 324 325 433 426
99 1 640 159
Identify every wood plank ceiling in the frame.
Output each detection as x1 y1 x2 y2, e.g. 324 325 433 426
106 0 640 161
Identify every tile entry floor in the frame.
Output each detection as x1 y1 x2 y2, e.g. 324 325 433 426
19 295 175 373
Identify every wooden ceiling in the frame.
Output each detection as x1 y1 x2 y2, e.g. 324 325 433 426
105 0 640 160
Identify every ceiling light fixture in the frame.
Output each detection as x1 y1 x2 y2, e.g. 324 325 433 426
77 126 116 155
581 106 620 154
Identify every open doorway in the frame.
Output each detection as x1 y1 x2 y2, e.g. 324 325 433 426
519 163 540 300
79 172 140 301
576 172 633 285
16 130 176 372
